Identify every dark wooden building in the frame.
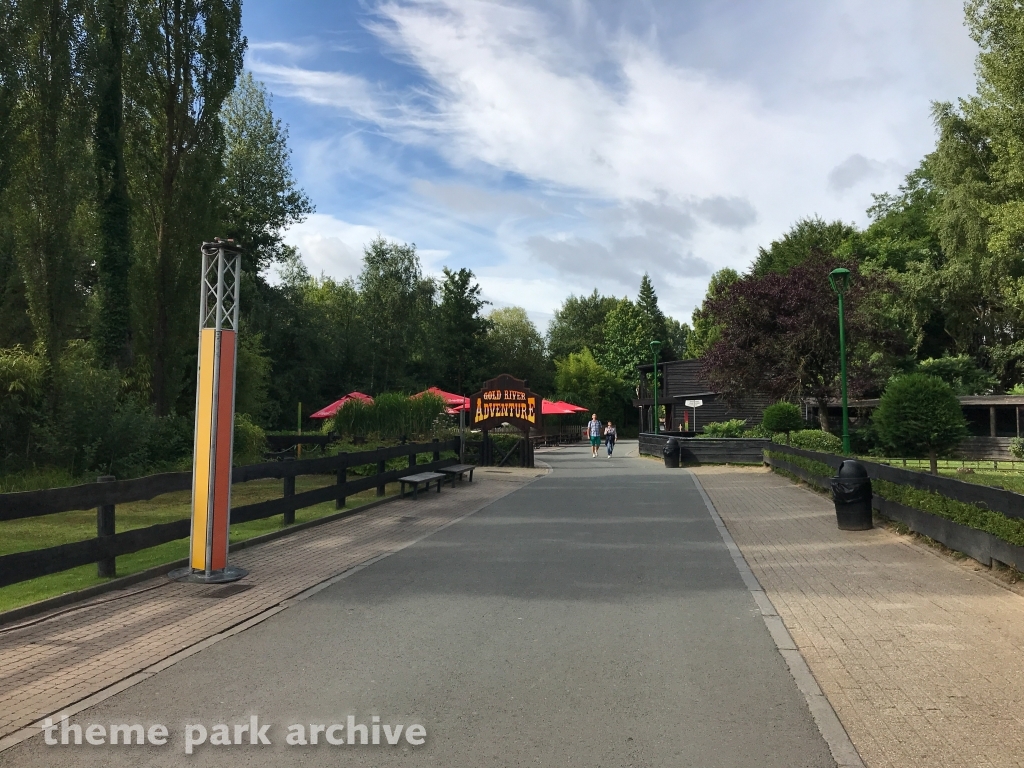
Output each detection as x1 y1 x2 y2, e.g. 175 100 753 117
634 359 773 434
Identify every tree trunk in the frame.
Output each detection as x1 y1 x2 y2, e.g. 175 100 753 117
929 450 938 475
816 397 831 432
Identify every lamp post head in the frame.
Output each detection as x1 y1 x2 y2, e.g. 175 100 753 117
650 340 662 355
829 267 851 296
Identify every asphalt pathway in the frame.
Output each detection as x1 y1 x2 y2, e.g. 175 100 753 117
2 445 834 767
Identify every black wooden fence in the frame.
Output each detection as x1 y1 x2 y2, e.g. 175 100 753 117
638 433 769 464
0 438 459 589
766 443 1024 569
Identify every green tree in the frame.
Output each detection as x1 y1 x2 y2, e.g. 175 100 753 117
546 289 618 361
437 267 489 394
0 0 31 349
636 273 671 356
925 0 1024 385
600 298 649 385
91 0 133 368
760 402 803 442
687 268 739 359
554 347 628 424
664 317 691 359
127 0 245 413
221 72 313 278
873 373 967 474
359 237 426 392
486 306 551 391
8 0 93 367
752 216 856 276
917 354 998 395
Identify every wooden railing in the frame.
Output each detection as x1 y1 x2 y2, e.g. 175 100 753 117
0 438 459 588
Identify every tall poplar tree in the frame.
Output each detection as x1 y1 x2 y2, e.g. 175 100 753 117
10 0 92 366
128 0 246 413
92 0 133 368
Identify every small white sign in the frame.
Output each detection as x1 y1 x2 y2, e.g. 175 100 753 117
683 399 703 408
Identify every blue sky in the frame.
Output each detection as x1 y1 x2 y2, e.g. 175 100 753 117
243 0 978 329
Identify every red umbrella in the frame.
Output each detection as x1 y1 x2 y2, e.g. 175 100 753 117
554 400 587 413
542 399 577 415
309 391 374 419
415 386 470 410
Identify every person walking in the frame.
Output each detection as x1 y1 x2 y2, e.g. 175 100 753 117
587 414 602 457
604 421 617 457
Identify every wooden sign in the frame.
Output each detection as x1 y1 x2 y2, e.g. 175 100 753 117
470 374 542 431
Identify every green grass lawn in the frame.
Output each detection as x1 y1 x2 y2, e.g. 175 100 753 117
0 476 401 614
861 457 1024 494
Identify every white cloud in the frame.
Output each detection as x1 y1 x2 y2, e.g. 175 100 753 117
280 213 382 282
259 0 976 321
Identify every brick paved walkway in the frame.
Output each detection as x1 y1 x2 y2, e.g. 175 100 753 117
692 465 1024 768
0 467 543 748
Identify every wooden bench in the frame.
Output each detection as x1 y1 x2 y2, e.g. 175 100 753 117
438 464 475 486
399 472 446 500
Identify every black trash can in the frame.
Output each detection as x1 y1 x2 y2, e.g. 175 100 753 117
830 460 873 530
663 438 680 469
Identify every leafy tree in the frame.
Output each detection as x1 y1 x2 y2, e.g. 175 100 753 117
761 402 803 441
752 216 857 276
917 354 998 395
233 330 272 424
0 0 30 350
436 267 489 394
664 317 691 359
554 348 628 424
702 255 908 431
127 0 245 413
486 306 550 391
636 273 671 356
850 162 954 362
359 237 427 392
91 0 133 368
600 298 650 385
221 72 313 278
547 289 618 361
873 373 967 474
8 0 93 367
925 0 1024 386
687 268 738 359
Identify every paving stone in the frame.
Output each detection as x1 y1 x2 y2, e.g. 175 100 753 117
693 465 1024 768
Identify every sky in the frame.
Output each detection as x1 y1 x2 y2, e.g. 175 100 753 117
242 0 979 330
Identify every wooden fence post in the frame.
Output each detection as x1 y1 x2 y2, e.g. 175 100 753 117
336 453 347 510
377 459 386 496
409 448 417 470
283 458 296 524
432 438 440 463
97 475 116 577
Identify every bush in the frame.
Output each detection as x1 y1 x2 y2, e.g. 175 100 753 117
700 419 747 438
742 424 772 438
761 402 802 437
328 392 449 441
775 429 843 453
0 345 46 464
234 413 268 464
1010 437 1024 460
873 373 967 474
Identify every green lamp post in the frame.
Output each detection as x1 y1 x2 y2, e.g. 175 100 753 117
829 268 852 454
650 340 662 435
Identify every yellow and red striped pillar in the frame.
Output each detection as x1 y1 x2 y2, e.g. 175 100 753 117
170 240 247 584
